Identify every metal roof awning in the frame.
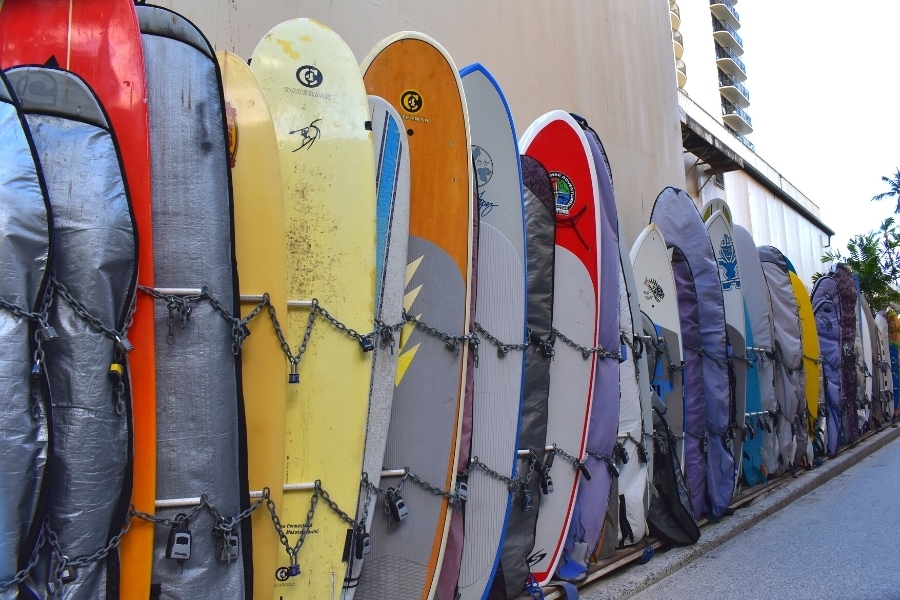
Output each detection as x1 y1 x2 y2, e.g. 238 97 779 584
681 114 743 174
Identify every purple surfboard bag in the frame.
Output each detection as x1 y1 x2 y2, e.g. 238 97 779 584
651 187 734 519
833 265 860 445
811 275 843 454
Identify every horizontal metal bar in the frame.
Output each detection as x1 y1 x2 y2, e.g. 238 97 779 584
239 295 314 308
517 446 555 457
153 288 202 296
156 497 202 509
381 469 407 478
248 482 317 498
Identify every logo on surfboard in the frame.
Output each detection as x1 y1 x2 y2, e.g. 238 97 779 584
296 65 324 88
224 102 238 168
289 118 322 151
644 277 665 303
400 90 423 114
548 171 575 215
472 145 493 188
716 234 741 291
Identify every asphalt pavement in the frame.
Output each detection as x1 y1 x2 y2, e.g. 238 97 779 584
573 425 900 600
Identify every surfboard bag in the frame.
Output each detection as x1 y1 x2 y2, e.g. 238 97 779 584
832 265 860 445
758 246 804 475
648 403 700 546
811 275 843 455
557 118 620 583
651 187 734 519
0 70 53 594
7 66 137 600
490 156 554 600
139 5 251 598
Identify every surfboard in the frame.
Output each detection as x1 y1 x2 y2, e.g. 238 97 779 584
832 265 860 446
138 6 251 597
876 310 893 426
217 50 287 600
651 187 733 519
520 110 600 586
630 225 685 467
0 4 157 594
9 64 137 598
490 154 555 599
704 210 746 490
0 69 52 592
858 291 875 431
358 32 473 600
889 311 900 420
811 274 844 455
700 198 732 224
251 18 377 599
732 225 774 484
788 270 819 466
443 63 526 600
341 95 410 598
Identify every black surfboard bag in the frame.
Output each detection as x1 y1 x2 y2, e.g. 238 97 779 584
647 404 700 546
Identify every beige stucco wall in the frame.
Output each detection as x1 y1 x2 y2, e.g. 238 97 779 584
158 0 686 248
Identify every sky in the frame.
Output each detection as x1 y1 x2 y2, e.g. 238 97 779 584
738 1 900 253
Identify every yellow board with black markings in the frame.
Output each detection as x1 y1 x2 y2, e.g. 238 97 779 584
250 19 377 599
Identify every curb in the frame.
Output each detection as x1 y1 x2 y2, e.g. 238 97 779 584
574 425 900 600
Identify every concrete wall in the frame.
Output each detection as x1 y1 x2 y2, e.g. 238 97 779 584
158 0 686 247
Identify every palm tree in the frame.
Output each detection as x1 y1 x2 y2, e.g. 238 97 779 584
872 168 900 213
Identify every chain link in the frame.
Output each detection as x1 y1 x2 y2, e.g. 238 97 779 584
0 519 46 591
52 276 132 354
474 322 529 358
403 311 479 366
552 328 621 361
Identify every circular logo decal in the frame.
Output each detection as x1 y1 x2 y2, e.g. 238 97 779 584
224 102 238 168
400 90 423 114
296 65 323 88
548 171 576 215
472 145 493 187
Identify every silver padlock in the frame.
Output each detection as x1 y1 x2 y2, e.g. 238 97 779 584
214 530 240 562
166 515 191 562
39 324 59 343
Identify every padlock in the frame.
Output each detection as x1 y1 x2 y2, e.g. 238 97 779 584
59 563 76 584
39 325 59 343
214 529 240 562
386 489 408 523
702 436 709 454
636 442 648 464
359 336 375 352
520 483 534 512
355 527 370 560
543 449 555 471
115 335 134 354
606 459 620 478
578 461 592 481
289 363 299 384
288 563 301 577
540 473 553 495
456 474 469 503
621 342 629 361
166 515 191 562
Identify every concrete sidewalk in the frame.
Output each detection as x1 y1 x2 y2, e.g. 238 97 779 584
572 424 900 599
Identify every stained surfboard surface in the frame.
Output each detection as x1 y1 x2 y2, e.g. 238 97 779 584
359 32 473 600
0 70 52 593
251 18 377 599
0 4 157 594
704 210 746 489
446 63 526 600
217 50 288 600
630 225 685 467
341 94 410 598
520 110 600 585
9 66 137 598
139 5 251 598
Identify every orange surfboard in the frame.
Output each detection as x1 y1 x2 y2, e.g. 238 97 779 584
0 2 156 598
359 33 473 599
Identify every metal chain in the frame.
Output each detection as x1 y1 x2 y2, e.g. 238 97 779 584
686 345 727 367
474 322 529 357
52 276 133 354
552 328 621 361
402 311 479 366
0 295 45 323
463 456 520 491
0 519 46 591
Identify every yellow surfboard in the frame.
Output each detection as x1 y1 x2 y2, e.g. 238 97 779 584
250 20 377 599
217 50 288 600
789 272 820 442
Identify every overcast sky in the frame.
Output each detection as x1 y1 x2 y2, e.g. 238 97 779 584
738 1 900 253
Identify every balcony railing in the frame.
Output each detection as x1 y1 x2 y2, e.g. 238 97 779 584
675 59 687 88
718 72 750 103
715 43 746 77
725 125 755 152
712 16 743 52
670 0 681 29
710 0 740 28
721 98 752 133
673 29 684 58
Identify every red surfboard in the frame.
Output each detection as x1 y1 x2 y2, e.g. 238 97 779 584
0 2 156 598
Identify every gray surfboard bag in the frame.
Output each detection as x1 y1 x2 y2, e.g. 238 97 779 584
138 5 251 599
489 155 555 600
8 65 137 600
0 69 53 599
